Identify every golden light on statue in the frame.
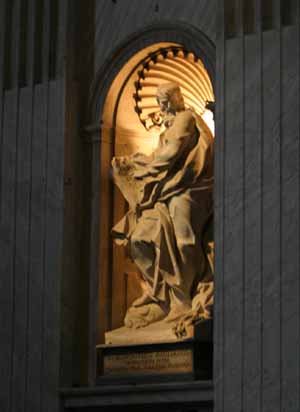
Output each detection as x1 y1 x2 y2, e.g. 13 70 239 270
202 108 215 135
97 42 214 382
99 42 214 349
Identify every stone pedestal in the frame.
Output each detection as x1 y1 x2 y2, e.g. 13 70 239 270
96 319 212 384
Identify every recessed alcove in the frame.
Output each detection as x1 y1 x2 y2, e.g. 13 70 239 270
97 42 215 347
63 19 216 412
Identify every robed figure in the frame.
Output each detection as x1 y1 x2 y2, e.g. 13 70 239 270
111 83 214 336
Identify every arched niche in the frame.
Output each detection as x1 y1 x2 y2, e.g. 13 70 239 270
98 46 215 342
84 24 216 380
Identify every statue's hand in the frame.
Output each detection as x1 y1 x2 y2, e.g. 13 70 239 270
131 152 150 165
112 156 135 176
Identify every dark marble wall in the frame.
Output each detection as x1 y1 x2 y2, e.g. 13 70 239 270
0 1 66 412
94 0 216 75
215 2 300 411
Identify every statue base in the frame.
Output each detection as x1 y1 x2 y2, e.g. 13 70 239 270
96 319 212 384
104 319 192 345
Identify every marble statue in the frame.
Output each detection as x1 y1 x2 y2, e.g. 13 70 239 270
111 82 214 338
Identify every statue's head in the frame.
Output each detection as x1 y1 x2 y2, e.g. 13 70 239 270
156 82 185 114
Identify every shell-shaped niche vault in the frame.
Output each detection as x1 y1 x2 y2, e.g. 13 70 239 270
134 46 214 133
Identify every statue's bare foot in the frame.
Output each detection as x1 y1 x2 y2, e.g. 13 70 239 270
173 308 212 338
132 292 154 308
173 283 213 338
124 303 167 329
172 310 198 338
164 303 191 323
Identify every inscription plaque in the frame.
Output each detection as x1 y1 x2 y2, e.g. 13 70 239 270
103 348 193 375
97 322 213 383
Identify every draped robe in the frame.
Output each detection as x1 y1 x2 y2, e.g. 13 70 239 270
112 109 214 309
